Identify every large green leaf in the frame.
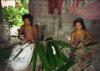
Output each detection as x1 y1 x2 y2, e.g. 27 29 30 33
46 39 66 68
37 42 51 71
53 40 65 67
31 43 38 71
46 39 76 71
46 40 57 68
54 40 71 50
56 58 75 71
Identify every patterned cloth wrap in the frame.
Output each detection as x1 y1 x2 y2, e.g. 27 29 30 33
8 43 34 71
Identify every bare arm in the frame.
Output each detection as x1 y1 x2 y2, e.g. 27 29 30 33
18 25 24 39
70 32 76 58
71 32 76 48
85 30 93 42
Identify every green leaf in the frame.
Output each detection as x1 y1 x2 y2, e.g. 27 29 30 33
46 41 57 68
56 59 75 71
31 43 38 71
2 5 29 26
54 40 71 51
52 41 65 67
37 42 51 71
45 38 76 71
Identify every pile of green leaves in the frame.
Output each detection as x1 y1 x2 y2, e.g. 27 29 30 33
31 38 96 71
0 38 96 71
31 38 76 71
1 0 29 27
0 38 76 71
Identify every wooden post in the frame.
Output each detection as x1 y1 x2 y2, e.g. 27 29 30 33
0 0 2 9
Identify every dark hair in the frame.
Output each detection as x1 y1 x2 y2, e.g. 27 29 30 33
73 18 86 30
22 14 33 25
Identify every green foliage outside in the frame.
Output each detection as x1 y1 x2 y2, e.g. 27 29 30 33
1 0 29 27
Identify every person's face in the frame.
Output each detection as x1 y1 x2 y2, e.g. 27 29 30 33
24 18 31 26
75 22 82 30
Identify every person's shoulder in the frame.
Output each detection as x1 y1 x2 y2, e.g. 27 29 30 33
19 25 24 30
84 29 90 34
71 31 76 36
32 25 35 29
20 25 24 28
32 25 37 30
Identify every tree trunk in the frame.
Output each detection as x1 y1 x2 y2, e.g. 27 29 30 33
0 0 2 8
